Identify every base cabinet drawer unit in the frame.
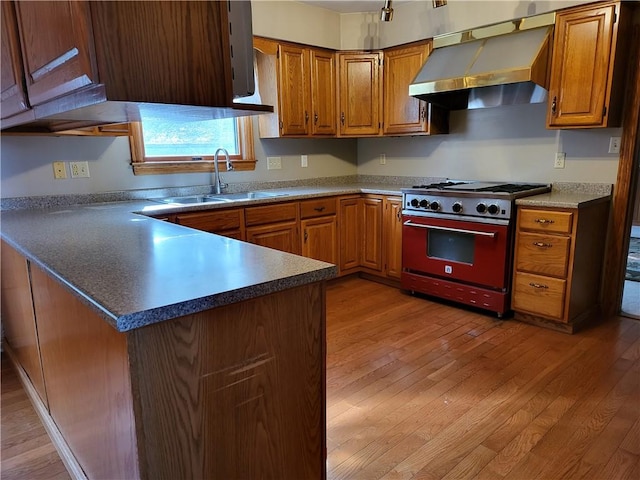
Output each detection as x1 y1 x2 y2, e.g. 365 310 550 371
511 200 610 332
245 202 300 255
300 197 338 265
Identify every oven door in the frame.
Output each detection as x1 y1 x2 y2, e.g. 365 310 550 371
402 214 511 290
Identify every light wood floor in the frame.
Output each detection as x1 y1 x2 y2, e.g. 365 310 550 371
2 276 640 479
325 277 640 479
1 354 70 480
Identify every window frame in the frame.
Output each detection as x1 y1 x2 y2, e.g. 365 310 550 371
129 116 256 175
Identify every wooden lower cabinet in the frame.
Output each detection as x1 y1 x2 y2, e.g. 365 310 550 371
383 196 403 279
360 196 384 272
3 251 327 479
246 221 300 254
0 241 47 405
511 200 610 332
338 194 400 281
300 197 338 265
338 196 361 273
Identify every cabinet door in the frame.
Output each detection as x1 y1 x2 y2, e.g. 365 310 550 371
383 42 431 135
1 241 48 405
339 197 360 272
547 3 617 128
302 216 338 264
246 221 300 255
361 196 383 271
338 52 382 136
384 197 403 279
309 48 336 135
15 0 98 107
278 44 309 136
1 2 29 119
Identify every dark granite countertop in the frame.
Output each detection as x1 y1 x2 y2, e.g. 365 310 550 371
0 182 413 333
0 200 339 332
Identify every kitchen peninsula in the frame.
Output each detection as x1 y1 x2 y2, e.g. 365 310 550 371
0 198 337 480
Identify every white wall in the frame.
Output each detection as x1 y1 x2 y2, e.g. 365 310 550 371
0 122 358 198
342 0 591 49
252 0 342 48
357 104 622 184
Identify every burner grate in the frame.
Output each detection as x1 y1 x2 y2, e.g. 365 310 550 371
411 181 467 189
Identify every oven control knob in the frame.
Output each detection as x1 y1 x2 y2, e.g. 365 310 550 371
476 203 487 213
452 202 463 213
488 204 500 215
419 199 429 208
429 201 440 211
410 198 419 207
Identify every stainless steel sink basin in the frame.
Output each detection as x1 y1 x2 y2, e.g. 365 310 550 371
154 191 289 206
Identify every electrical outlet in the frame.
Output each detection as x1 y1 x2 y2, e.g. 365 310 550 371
380 154 386 165
70 161 90 178
301 155 308 168
608 136 621 154
53 161 67 179
267 156 282 170
554 152 566 169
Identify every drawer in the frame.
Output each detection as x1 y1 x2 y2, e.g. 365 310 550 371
512 272 566 320
300 197 337 219
245 202 298 227
515 232 571 278
518 209 574 234
175 209 243 233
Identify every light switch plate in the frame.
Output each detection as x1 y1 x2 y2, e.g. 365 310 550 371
301 155 308 168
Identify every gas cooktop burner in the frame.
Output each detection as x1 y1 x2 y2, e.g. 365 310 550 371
402 180 551 222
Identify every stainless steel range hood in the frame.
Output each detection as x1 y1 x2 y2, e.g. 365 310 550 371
409 12 555 110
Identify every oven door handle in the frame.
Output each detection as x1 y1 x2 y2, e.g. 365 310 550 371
403 221 497 238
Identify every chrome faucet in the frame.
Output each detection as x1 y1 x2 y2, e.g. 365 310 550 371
213 148 233 194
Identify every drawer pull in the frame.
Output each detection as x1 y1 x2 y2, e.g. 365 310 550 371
529 282 549 289
314 206 325 212
535 218 555 224
532 242 552 248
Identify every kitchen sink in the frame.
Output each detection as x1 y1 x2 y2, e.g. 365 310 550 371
153 191 289 205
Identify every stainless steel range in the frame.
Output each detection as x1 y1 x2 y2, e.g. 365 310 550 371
401 180 551 316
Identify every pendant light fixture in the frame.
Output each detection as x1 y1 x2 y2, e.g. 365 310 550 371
380 0 393 21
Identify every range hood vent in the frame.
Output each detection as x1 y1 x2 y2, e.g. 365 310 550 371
409 12 555 110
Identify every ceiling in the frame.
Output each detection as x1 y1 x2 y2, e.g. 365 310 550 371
298 0 411 14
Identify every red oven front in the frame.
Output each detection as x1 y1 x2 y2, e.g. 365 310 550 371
401 214 513 315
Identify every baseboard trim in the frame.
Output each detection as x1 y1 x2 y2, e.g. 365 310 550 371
4 344 87 480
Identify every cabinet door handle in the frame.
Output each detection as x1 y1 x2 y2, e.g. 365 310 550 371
396 210 401 221
314 112 318 124
305 111 309 124
314 206 325 212
532 242 552 248
534 218 555 224
420 107 426 121
341 112 345 125
529 282 549 289
304 230 308 242
551 96 557 116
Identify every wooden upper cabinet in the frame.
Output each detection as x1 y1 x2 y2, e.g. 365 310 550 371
14 0 98 107
382 41 448 136
1 2 30 119
547 1 630 129
338 52 382 136
278 44 310 136
309 48 337 135
254 37 335 138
